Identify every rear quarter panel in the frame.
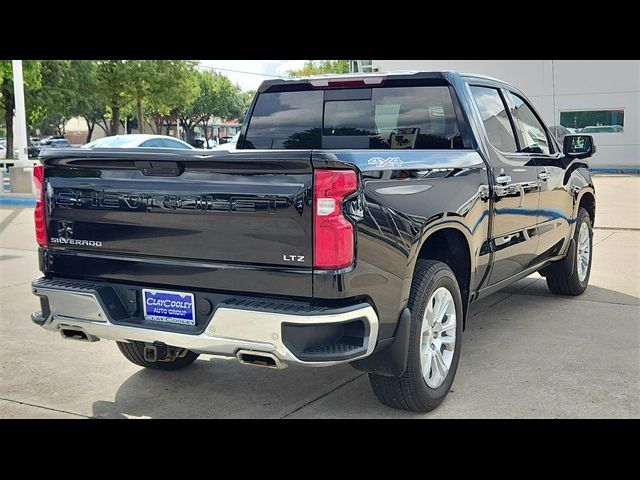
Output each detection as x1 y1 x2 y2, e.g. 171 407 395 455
312 150 491 339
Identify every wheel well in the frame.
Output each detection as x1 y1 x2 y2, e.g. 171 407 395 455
416 228 471 321
579 192 596 225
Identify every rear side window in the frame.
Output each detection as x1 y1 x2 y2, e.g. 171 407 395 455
470 86 518 153
243 86 464 150
243 90 323 149
141 139 165 148
162 138 191 149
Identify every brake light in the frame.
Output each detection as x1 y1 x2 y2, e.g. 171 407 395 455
313 170 358 269
309 76 385 88
33 164 47 247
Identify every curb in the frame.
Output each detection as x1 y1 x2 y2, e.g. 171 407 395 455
0 197 36 207
590 168 640 174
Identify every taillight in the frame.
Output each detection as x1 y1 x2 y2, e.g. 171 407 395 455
313 169 358 269
33 164 47 247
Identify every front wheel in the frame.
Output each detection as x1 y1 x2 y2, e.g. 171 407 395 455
369 260 463 412
543 207 592 296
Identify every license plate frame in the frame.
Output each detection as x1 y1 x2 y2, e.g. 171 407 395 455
142 288 196 326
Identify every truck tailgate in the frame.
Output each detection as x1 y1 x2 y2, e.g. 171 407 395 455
42 149 313 296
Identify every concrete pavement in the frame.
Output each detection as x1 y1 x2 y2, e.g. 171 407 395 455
1 175 638 418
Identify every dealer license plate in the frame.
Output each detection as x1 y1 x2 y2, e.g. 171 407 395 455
142 289 196 326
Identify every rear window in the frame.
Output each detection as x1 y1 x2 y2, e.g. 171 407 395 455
243 86 463 150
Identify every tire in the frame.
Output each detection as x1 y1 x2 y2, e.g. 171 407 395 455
369 260 463 412
116 341 199 370
544 207 592 296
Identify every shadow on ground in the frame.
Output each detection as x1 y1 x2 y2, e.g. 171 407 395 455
502 279 640 306
91 284 639 419
91 360 363 419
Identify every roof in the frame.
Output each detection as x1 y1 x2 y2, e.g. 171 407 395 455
93 134 177 142
257 70 511 93
258 70 451 92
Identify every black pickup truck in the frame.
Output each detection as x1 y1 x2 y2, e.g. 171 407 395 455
31 71 596 412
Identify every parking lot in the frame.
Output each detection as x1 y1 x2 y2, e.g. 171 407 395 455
0 175 638 419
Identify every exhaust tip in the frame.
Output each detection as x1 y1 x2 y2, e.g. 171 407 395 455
60 327 99 342
236 350 287 369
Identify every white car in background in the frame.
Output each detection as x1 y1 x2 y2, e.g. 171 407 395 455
82 134 196 150
210 132 239 151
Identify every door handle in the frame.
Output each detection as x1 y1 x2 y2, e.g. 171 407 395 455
537 170 551 181
494 174 512 197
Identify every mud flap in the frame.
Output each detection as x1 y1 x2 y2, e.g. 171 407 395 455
539 238 576 278
350 308 411 377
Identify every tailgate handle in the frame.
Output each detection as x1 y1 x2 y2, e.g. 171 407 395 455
134 161 183 177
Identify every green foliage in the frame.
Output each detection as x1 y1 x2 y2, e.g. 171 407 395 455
89 60 199 135
239 90 256 123
1 60 248 146
22 61 106 138
288 60 349 77
145 61 199 134
187 70 244 122
95 60 135 108
1 60 42 154
0 60 42 88
179 70 244 142
27 60 76 134
145 60 199 116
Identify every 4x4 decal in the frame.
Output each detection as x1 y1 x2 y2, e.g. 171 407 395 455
368 157 403 168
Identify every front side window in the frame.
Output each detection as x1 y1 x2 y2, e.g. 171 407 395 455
469 86 517 153
507 92 551 155
243 86 463 150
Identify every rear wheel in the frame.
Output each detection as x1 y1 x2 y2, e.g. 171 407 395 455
368 260 463 412
116 341 199 370
544 207 592 296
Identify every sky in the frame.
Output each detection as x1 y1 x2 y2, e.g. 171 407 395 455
198 60 307 91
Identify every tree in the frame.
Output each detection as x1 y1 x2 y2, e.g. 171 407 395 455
27 60 77 137
93 60 200 137
288 60 349 77
0 60 42 157
24 61 107 143
238 90 255 124
70 60 108 143
145 61 199 135
94 60 137 135
178 70 243 147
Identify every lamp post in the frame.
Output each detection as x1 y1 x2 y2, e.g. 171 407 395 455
11 60 29 165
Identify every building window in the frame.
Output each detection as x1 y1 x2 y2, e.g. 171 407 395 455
349 60 374 73
560 110 624 134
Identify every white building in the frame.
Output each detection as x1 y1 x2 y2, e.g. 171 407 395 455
352 60 639 169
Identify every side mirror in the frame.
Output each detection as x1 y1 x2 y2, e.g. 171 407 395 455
563 134 596 159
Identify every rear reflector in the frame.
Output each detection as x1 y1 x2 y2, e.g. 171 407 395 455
313 170 357 269
33 164 47 247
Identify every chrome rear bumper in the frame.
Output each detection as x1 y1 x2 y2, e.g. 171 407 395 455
31 277 379 367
